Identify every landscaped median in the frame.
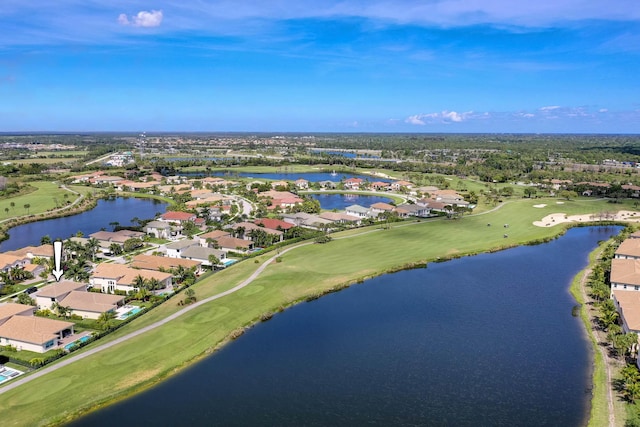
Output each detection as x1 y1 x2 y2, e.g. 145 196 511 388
0 197 635 426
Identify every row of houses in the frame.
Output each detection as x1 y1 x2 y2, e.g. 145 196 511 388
607 233 640 358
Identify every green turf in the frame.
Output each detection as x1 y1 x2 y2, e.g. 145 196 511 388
0 196 634 426
0 181 83 221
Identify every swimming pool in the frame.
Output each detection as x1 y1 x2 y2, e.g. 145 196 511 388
0 367 23 384
64 335 91 351
119 307 143 319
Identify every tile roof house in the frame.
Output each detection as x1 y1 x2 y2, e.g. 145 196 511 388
34 280 87 310
90 264 172 294
613 290 640 334
0 303 74 353
610 258 640 295
159 211 197 224
615 239 640 260
254 218 295 231
131 254 201 272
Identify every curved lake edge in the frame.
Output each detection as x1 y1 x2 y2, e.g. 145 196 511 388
0 191 174 246
56 221 628 426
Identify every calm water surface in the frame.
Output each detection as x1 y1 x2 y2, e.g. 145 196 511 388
0 197 167 251
71 226 619 427
183 171 391 183
312 193 394 210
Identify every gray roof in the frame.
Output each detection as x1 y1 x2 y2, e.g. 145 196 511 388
145 220 172 230
345 204 370 214
166 239 200 250
181 246 226 261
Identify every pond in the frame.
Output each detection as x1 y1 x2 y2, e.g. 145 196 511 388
312 193 395 210
0 197 168 251
71 226 619 426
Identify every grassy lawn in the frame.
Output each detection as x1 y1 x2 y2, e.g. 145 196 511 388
0 181 82 221
8 158 84 165
0 196 635 426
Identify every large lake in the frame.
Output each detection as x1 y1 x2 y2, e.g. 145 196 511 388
182 171 392 183
0 197 168 251
312 193 394 210
71 226 619 426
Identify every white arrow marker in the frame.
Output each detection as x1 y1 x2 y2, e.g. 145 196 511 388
52 241 64 282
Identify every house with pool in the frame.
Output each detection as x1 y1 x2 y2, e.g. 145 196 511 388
34 280 125 320
0 302 74 353
90 264 172 294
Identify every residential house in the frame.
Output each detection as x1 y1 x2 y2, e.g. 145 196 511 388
165 239 200 258
254 218 295 231
159 211 197 224
131 254 202 274
5 244 54 260
0 303 74 353
144 220 175 239
394 204 431 218
270 180 289 189
610 258 640 295
34 280 87 310
180 246 227 267
90 264 172 294
343 178 364 190
615 239 640 260
345 204 371 218
209 236 253 253
228 222 284 242
199 230 232 247
613 291 640 334
370 202 395 215
0 253 29 273
89 230 145 246
319 212 361 225
35 281 124 320
295 179 309 190
282 213 333 229
370 181 391 191
318 180 338 189
391 180 413 191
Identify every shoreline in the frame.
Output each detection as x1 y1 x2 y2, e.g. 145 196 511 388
47 222 622 426
0 200 631 426
51 223 620 426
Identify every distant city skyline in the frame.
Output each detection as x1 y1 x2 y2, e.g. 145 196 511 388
1 1 639 133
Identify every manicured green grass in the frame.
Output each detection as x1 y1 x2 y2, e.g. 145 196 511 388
0 181 81 221
9 158 83 165
0 196 635 426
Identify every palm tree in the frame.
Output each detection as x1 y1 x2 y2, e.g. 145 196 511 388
109 221 120 231
97 311 116 331
109 243 123 256
85 238 100 261
132 274 147 290
4 207 8 215
208 254 220 268
148 277 162 291
10 201 15 210
23 203 30 214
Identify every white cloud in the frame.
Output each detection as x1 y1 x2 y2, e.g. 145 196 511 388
118 10 163 28
405 110 474 125
539 105 561 111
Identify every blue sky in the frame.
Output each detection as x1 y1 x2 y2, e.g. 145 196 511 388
1 1 639 133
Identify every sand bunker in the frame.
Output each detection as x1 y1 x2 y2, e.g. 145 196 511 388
533 204 547 208
533 210 640 227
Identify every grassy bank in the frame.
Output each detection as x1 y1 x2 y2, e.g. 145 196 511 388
0 196 633 426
